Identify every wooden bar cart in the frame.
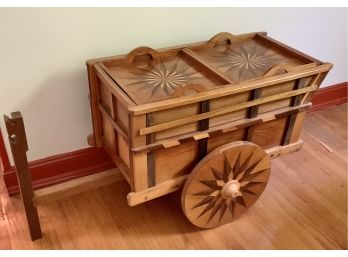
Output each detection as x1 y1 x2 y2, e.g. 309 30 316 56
86 32 333 228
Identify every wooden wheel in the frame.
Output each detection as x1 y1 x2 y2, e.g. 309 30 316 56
181 141 271 228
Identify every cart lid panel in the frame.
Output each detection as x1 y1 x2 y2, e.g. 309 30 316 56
191 37 307 84
103 49 228 105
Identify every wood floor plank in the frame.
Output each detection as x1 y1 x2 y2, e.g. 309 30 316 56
0 104 346 249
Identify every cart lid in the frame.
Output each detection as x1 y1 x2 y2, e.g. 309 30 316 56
99 32 314 105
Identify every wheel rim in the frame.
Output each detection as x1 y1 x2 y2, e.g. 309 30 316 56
181 141 271 228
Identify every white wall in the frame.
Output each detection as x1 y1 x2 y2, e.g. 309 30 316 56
0 8 347 162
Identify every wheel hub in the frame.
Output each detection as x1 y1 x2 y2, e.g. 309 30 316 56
221 180 242 199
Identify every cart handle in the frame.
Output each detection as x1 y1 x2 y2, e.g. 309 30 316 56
208 32 239 47
171 84 206 97
125 46 161 64
264 64 289 77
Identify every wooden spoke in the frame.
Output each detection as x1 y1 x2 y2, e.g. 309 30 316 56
181 141 271 228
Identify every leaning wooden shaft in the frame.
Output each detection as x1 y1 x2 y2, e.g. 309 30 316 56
4 112 42 241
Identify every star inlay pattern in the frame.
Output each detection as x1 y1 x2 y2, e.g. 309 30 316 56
208 40 287 82
188 148 270 226
126 61 203 100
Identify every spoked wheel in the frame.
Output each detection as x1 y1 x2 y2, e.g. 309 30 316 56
181 141 271 228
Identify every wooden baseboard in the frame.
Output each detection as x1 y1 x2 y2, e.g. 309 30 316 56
3 147 115 194
1 82 347 194
0 129 11 172
309 82 347 112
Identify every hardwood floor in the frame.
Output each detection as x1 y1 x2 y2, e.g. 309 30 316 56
0 104 347 249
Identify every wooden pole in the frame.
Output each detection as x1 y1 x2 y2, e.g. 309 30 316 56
4 112 42 241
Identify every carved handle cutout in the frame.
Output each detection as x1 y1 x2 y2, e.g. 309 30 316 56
263 63 289 77
126 46 160 64
170 84 206 97
208 32 238 47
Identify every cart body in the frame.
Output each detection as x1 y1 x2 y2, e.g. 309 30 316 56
86 32 332 210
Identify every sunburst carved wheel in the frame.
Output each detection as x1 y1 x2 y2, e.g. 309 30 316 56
181 141 271 228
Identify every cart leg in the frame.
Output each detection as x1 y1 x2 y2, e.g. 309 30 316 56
4 112 42 241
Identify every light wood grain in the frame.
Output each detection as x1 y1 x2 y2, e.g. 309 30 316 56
266 140 303 159
129 114 148 192
128 63 332 115
86 33 332 210
33 169 123 206
182 48 235 84
0 105 346 249
255 33 322 64
98 103 128 142
86 63 103 147
139 85 317 136
182 141 271 228
251 116 288 149
127 175 188 207
128 141 307 207
131 103 311 154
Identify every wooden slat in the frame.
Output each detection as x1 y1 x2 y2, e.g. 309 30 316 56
182 49 235 84
128 63 332 115
139 85 318 136
162 139 180 148
131 103 311 154
33 169 123 206
266 140 303 159
300 71 329 105
262 115 276 122
193 133 210 141
127 175 188 206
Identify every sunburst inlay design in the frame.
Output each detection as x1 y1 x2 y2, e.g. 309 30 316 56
209 40 286 82
189 148 270 226
126 61 202 99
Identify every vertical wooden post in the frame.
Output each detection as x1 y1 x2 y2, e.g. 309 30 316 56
86 63 103 148
282 78 307 145
244 88 262 141
146 113 156 187
4 112 42 241
197 100 210 160
129 114 148 192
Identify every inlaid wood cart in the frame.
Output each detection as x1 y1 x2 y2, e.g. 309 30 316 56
86 32 332 228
